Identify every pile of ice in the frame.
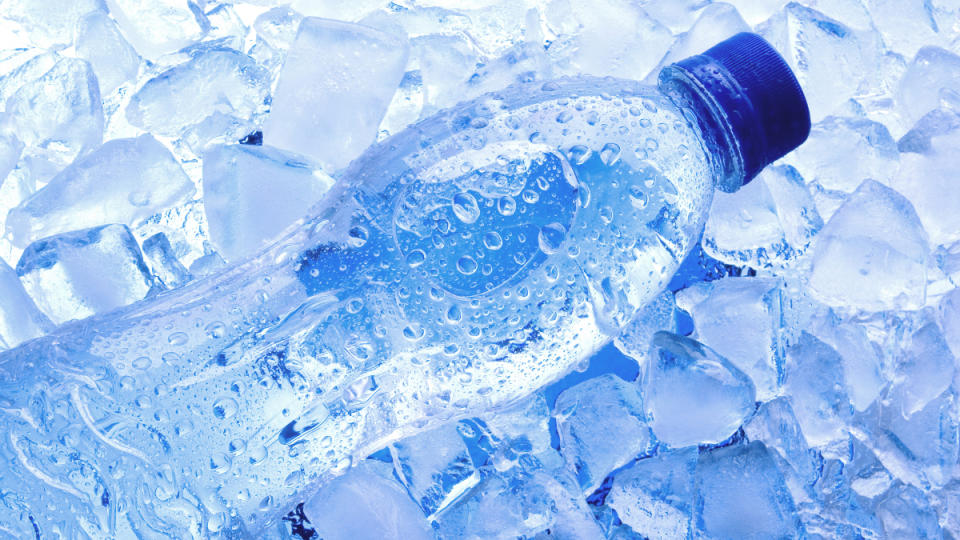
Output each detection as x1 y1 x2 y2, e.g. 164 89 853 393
0 0 959 537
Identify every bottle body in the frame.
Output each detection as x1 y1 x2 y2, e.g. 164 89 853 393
0 76 716 536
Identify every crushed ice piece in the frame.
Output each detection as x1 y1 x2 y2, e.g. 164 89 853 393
675 277 783 401
875 484 943 538
203 4 248 52
807 180 928 312
126 49 270 149
262 18 409 172
606 448 698 538
892 112 960 247
808 315 883 412
0 258 52 350
6 134 194 248
16 224 153 325
302 460 435 540
0 0 102 49
889 322 955 417
188 251 227 278
783 332 853 447
743 398 820 486
554 374 652 494
389 422 481 517
103 0 207 60
249 6 303 73
614 290 676 361
703 164 823 267
642 332 756 448
648 3 750 83
4 57 103 172
132 199 210 271
75 10 141 95
202 144 333 262
898 47 960 128
694 442 800 538
878 387 958 488
789 116 900 195
142 233 190 290
758 3 884 121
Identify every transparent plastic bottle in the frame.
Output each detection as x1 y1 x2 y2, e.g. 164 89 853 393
0 33 809 537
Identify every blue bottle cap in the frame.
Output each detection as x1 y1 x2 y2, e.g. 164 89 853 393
666 33 810 185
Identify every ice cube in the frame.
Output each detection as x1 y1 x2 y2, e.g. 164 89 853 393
6 134 194 248
0 50 59 105
863 0 951 58
554 374 652 493
291 0 389 21
202 144 334 262
262 18 409 172
743 398 820 486
103 0 206 60
203 4 248 52
642 332 756 448
647 3 750 83
250 6 303 73
411 34 480 113
481 392 553 458
874 484 943 538
783 332 853 447
694 442 800 538
789 116 900 194
606 448 698 538
0 258 52 350
615 290 676 361
889 322 955 417
389 423 481 517
16 224 154 325
126 49 270 149
4 57 103 172
74 10 141 95
879 388 958 487
808 315 884 412
941 288 960 358
634 0 712 34
674 277 783 401
0 0 102 49
302 461 435 540
758 3 884 121
724 0 788 25
703 164 824 268
808 180 929 312
892 116 960 247
898 47 960 128
141 233 190 290
0 128 23 188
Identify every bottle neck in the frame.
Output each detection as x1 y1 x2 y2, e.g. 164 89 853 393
657 64 747 193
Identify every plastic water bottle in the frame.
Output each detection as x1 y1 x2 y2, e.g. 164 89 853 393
0 33 809 536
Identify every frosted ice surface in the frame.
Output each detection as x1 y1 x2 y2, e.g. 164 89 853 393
606 448 697 538
15 224 153 325
554 374 652 493
302 461 435 540
703 164 823 267
4 57 103 172
808 180 928 312
808 315 883 412
642 332 756 448
126 49 270 149
0 258 52 350
898 47 960 127
262 18 409 172
648 3 750 82
615 290 676 361
694 442 800 538
389 423 481 517
103 0 206 60
0 0 103 49
74 10 140 94
889 322 955 417
893 113 960 247
758 3 884 121
790 116 900 194
783 332 853 447
141 232 190 290
6 134 194 248
675 277 783 401
202 143 334 262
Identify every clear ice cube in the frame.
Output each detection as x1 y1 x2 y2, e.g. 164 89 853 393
889 322 955 417
141 232 190 290
783 332 853 447
0 0 102 49
74 9 141 95
642 332 756 448
648 3 750 83
6 134 194 248
606 448 698 538
0 258 52 350
808 180 929 312
15 224 153 325
103 0 207 60
262 18 410 172
554 374 652 493
202 143 334 262
615 290 676 361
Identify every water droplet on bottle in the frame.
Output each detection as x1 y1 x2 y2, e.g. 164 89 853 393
402 324 425 341
645 137 659 151
599 206 614 224
457 255 478 275
205 321 226 339
212 397 238 420
522 189 539 204
167 332 188 346
600 143 621 165
629 186 648 209
128 190 150 207
556 110 573 123
228 439 246 455
446 304 463 323
133 356 151 370
567 145 591 165
405 249 427 268
347 226 368 248
529 131 545 144
452 192 481 224
498 196 517 216
483 231 503 250
210 453 232 475
538 223 567 255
